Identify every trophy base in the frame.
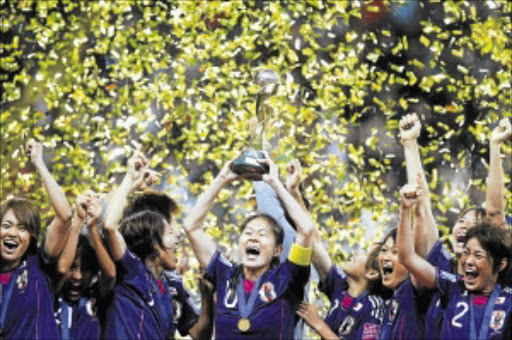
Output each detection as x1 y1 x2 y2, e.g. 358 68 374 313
230 150 269 180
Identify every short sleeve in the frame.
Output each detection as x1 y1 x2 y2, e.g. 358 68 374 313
205 250 233 288
436 268 458 296
318 265 348 299
427 240 452 272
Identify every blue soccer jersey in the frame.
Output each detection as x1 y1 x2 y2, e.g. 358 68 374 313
320 265 384 340
424 240 454 340
437 269 512 340
205 250 310 340
55 295 100 340
101 249 165 339
0 248 60 339
380 279 431 340
164 271 200 337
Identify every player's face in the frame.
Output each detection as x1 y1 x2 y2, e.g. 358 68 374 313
461 237 499 295
0 209 31 271
378 237 408 289
62 256 94 303
159 220 178 271
239 217 281 271
452 210 478 256
342 249 368 278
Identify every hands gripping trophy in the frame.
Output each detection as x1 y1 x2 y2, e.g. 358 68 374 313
230 69 280 180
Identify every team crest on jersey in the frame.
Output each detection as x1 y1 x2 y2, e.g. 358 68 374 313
170 286 178 296
259 282 276 303
353 302 363 312
338 316 355 335
389 299 399 322
490 310 506 331
224 282 238 308
17 268 28 292
496 297 505 305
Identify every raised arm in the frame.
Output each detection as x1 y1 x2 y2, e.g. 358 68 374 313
486 118 511 227
286 159 331 279
27 142 73 257
56 194 89 280
183 158 240 268
260 158 314 248
103 154 157 261
396 183 436 289
399 114 438 258
86 196 116 296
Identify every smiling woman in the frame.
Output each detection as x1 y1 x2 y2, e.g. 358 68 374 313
184 154 314 339
0 142 72 339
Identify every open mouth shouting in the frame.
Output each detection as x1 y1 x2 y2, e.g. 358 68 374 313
381 262 394 282
464 267 479 287
245 243 261 261
3 239 19 255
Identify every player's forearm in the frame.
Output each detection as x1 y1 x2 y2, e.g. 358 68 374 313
313 320 340 340
189 294 215 340
56 215 82 275
486 142 505 225
34 161 72 224
89 226 116 295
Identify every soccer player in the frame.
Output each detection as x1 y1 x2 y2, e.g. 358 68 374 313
397 183 512 340
123 190 214 340
101 153 177 339
1 141 72 339
184 155 314 339
54 191 115 340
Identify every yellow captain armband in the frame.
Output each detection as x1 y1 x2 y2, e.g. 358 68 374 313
288 244 313 266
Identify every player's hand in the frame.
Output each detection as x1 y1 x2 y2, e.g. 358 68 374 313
26 141 44 167
490 118 512 144
399 113 421 142
296 301 323 331
286 159 302 191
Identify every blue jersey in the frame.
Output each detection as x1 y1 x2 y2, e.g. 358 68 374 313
320 265 384 340
164 271 200 337
102 249 165 339
205 250 310 340
0 248 60 339
380 280 430 340
55 295 100 340
437 269 512 340
425 240 453 340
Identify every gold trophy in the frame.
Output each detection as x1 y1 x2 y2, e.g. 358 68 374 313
230 69 280 179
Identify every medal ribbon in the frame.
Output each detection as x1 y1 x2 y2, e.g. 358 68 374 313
236 274 263 319
469 284 501 340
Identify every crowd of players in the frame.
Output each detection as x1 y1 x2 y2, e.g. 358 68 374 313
1 114 511 339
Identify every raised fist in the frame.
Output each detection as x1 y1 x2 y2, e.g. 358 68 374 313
399 184 422 209
490 118 512 144
26 141 44 166
399 113 421 142
286 159 302 191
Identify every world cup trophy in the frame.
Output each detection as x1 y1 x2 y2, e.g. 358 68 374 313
230 69 280 179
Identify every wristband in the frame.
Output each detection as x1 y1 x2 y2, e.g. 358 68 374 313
288 243 313 266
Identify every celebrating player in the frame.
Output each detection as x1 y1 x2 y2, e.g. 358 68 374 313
397 182 512 340
1 142 72 339
184 154 314 339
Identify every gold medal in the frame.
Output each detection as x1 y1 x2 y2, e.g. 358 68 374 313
238 318 251 332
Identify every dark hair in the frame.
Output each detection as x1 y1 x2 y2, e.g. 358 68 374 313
119 210 167 262
378 228 397 246
452 207 487 229
229 214 284 294
464 222 511 281
1 198 41 255
123 191 178 223
76 234 99 275
365 244 392 298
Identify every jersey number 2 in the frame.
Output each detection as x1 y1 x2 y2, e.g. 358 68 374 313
451 302 468 328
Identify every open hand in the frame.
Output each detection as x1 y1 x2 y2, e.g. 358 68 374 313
399 113 421 142
259 153 279 186
296 301 323 330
